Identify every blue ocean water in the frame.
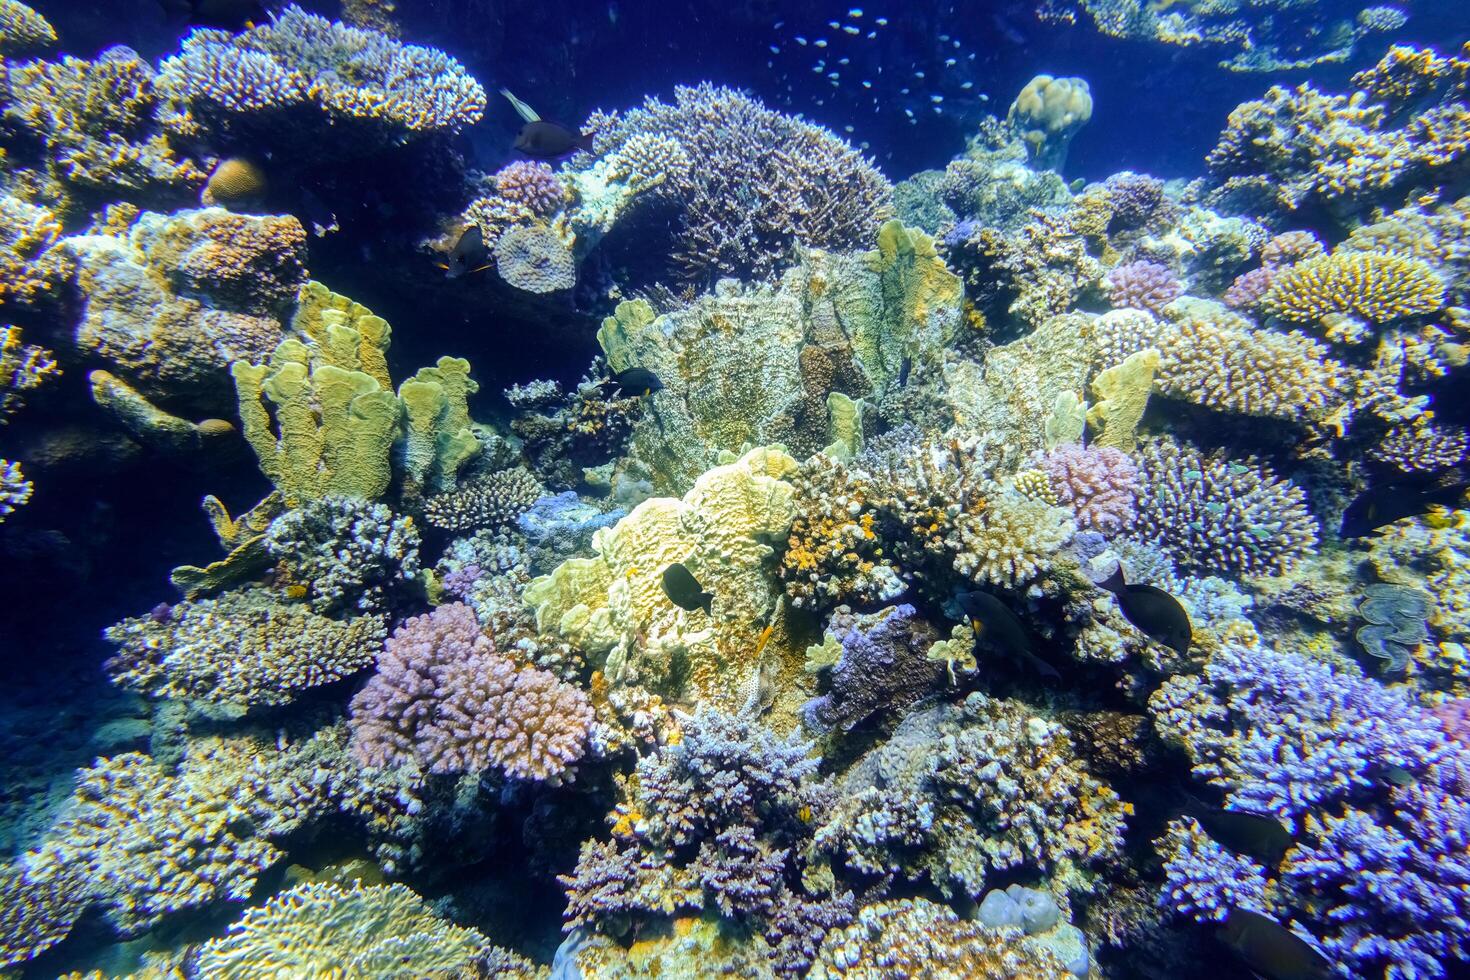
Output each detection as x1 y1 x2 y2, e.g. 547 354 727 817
0 0 1467 976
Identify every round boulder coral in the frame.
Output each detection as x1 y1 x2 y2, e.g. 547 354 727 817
495 224 576 293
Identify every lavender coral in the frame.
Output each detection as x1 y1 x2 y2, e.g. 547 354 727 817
492 161 566 217
349 602 592 781
1036 444 1138 535
585 83 894 282
1133 440 1318 577
1103 260 1182 314
802 604 945 735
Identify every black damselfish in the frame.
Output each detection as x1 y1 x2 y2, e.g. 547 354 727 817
1340 482 1470 538
1185 796 1295 866
954 590 1060 680
662 562 714 615
601 367 663 397
1219 907 1331 980
1097 565 1191 656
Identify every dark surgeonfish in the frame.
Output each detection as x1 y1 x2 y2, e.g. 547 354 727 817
515 120 597 158
954 590 1060 680
1097 565 1191 657
440 226 490 279
662 562 714 615
1340 482 1470 538
1219 908 1331 980
600 367 663 397
1185 796 1295 866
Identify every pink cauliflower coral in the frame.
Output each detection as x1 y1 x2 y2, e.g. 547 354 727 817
1222 266 1274 310
493 161 566 217
1037 444 1139 535
1104 260 1183 314
349 603 592 782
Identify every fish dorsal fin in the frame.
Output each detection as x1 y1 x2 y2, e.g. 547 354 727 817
499 88 542 122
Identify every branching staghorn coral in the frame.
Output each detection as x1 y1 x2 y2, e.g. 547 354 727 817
104 585 387 707
349 602 593 782
584 83 893 283
0 458 31 521
1133 439 1317 577
1264 250 1446 326
1341 195 1470 302
0 195 72 308
0 324 57 421
0 0 54 53
1151 641 1470 978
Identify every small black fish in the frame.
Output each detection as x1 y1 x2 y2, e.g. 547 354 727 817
662 562 714 615
1219 908 1331 980
1340 482 1470 538
515 120 597 158
1097 565 1191 657
1185 796 1295 866
441 226 490 279
161 0 268 30
897 356 913 388
955 590 1060 680
601 367 663 397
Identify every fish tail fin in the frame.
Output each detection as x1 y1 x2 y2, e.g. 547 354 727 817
1099 563 1127 595
576 132 599 154
700 592 715 616
499 88 542 123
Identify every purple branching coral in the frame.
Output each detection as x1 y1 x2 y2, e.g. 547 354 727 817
587 83 894 283
1221 266 1274 310
348 603 592 782
802 604 945 735
1152 642 1470 978
492 161 565 217
1104 260 1183 314
1036 444 1138 535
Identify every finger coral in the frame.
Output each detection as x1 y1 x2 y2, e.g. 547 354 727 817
1133 439 1318 577
104 586 387 707
1264 250 1445 325
349 602 593 781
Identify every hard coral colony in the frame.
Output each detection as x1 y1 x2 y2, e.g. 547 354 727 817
0 1 1468 978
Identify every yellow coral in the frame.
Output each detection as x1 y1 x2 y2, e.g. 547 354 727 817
525 448 798 706
1088 348 1159 451
0 0 53 52
1265 250 1444 324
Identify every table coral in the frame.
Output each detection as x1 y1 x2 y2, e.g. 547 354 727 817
196 881 533 979
583 83 893 283
157 5 485 146
1265 250 1445 325
349 602 593 782
104 585 387 707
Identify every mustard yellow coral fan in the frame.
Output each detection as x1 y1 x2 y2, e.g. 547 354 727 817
1265 251 1445 325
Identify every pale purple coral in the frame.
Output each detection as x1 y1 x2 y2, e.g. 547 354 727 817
1159 817 1270 923
1102 171 1172 231
1104 260 1183 313
1222 266 1274 310
801 604 944 735
348 603 592 781
1036 444 1138 535
492 161 565 217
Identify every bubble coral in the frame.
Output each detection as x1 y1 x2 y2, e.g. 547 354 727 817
1133 439 1318 577
349 602 592 782
1265 250 1445 325
1035 443 1138 535
1103 260 1183 314
104 586 387 707
494 223 577 293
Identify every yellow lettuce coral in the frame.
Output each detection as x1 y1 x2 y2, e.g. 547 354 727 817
1265 250 1445 325
525 448 798 705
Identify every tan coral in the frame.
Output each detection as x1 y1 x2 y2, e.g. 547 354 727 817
1265 250 1444 325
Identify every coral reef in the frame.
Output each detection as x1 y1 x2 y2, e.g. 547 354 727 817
495 223 577 293
424 467 544 532
0 0 54 53
1103 259 1182 314
1036 443 1138 535
263 495 421 614
1007 74 1092 172
1264 250 1446 326
802 604 945 735
0 458 32 521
